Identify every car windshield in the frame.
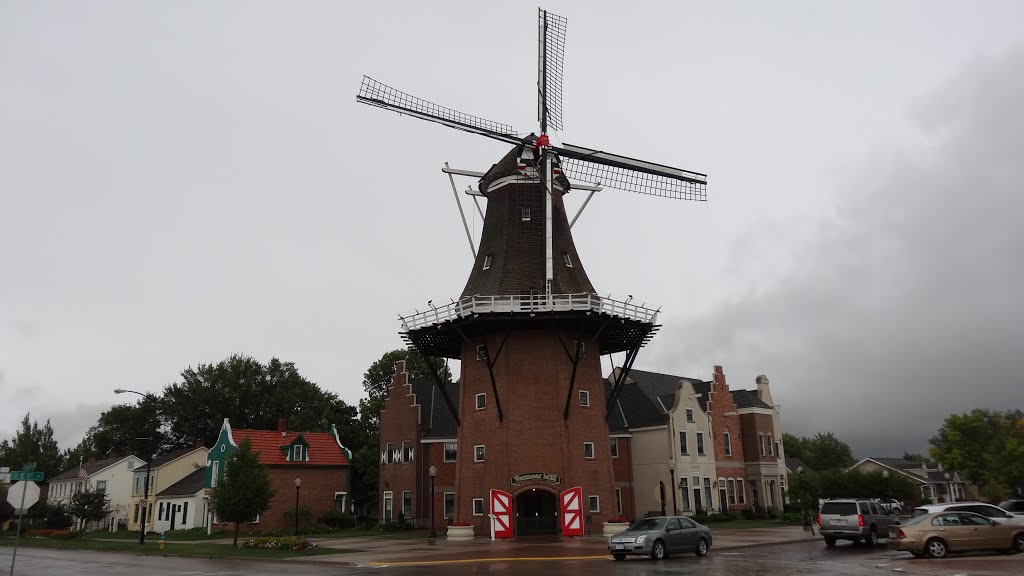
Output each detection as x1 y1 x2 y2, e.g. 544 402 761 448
629 518 666 531
820 502 858 515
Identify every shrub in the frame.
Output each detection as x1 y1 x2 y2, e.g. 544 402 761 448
781 512 804 525
322 510 355 530
43 503 74 530
243 536 319 551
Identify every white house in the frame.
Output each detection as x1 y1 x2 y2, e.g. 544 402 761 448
49 454 147 530
668 378 719 515
153 468 206 533
129 446 209 533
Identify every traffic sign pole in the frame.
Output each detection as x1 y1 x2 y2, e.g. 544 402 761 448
10 482 27 576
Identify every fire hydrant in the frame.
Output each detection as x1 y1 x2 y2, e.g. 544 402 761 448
159 533 166 555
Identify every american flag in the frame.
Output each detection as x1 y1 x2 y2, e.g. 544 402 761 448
78 459 88 480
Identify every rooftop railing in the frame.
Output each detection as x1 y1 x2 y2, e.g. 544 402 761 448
399 293 659 332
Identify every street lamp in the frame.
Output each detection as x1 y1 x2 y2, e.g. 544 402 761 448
668 459 678 516
114 388 158 545
294 478 302 535
428 466 437 538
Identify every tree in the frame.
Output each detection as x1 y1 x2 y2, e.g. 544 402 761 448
787 469 820 526
161 355 358 449
782 433 807 462
0 414 65 478
210 439 275 546
930 409 1024 498
82 395 166 460
68 487 110 533
803 432 855 470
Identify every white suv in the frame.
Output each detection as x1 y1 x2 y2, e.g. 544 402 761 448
912 502 1024 526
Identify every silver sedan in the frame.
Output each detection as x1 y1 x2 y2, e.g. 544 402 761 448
608 516 713 560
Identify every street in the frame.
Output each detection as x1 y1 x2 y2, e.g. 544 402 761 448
2 541 1021 576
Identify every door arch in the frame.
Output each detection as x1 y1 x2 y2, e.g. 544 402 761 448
514 487 558 535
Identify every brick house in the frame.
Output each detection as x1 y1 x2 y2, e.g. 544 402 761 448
206 418 352 532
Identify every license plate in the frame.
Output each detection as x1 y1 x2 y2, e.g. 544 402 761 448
614 544 624 550
834 519 847 525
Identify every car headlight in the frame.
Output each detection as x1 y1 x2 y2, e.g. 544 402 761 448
635 535 646 545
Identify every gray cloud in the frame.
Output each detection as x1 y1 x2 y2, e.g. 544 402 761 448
651 46 1024 458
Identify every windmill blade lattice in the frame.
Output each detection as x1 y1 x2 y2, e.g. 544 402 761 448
357 76 523 145
560 156 707 200
538 9 568 132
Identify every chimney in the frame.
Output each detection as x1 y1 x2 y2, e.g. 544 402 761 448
87 456 96 462
277 418 287 432
755 375 770 401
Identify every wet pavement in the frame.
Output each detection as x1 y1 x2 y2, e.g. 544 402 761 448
3 536 1022 575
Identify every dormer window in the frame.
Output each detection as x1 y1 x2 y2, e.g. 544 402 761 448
521 208 531 221
292 444 304 462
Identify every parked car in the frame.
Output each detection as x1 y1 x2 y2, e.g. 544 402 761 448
607 516 713 560
999 499 1024 513
912 502 1024 526
874 497 903 515
818 499 899 547
890 510 1024 558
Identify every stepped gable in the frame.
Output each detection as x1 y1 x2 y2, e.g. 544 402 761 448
462 145 595 298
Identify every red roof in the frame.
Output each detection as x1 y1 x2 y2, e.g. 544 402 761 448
232 429 349 466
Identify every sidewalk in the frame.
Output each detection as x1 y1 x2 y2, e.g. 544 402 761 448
296 525 822 566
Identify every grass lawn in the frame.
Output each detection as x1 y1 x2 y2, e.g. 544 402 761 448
84 530 231 541
303 528 430 540
0 537 357 559
86 527 429 541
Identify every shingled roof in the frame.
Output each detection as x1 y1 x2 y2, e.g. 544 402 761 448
232 429 350 467
606 375 667 429
732 389 773 410
626 368 711 411
52 456 137 481
157 468 206 497
136 447 204 472
411 378 461 440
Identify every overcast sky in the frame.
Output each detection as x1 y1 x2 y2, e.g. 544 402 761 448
2 1 1022 460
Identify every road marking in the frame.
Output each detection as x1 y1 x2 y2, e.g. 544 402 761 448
367 555 609 566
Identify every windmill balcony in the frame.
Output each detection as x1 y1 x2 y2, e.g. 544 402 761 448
399 293 659 332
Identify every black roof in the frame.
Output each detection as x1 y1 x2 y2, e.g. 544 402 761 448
606 376 667 429
732 389 773 410
52 456 136 481
786 458 809 472
410 378 461 440
137 447 203 472
627 368 711 412
157 468 206 497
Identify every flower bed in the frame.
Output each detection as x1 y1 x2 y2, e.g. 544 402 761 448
243 536 319 551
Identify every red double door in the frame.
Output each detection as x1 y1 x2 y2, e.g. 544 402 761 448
489 486 584 538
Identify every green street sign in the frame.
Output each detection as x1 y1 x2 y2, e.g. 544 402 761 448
11 471 44 481
23 462 36 472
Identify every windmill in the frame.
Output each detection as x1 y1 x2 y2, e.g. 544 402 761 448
359 8 707 536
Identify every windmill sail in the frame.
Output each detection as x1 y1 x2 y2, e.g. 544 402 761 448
357 76 524 146
552 143 707 201
537 9 567 132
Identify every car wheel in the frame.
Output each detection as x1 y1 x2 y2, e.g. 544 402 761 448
867 529 879 546
695 537 709 557
925 538 948 559
824 537 836 548
1013 533 1024 554
650 540 666 560
612 554 626 561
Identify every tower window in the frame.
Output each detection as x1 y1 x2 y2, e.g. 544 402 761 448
578 390 590 407
475 393 486 410
474 445 485 462
583 442 595 459
483 254 492 270
521 208 531 221
563 252 573 267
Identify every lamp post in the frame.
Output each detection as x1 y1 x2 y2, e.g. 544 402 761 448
428 466 437 538
294 478 302 535
668 459 678 516
114 388 158 545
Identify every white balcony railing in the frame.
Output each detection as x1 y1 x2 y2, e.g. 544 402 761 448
399 293 659 332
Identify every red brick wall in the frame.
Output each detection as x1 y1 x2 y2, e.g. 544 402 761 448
708 365 747 510
610 436 636 521
739 413 777 463
378 360 424 524
246 467 347 532
454 328 616 535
